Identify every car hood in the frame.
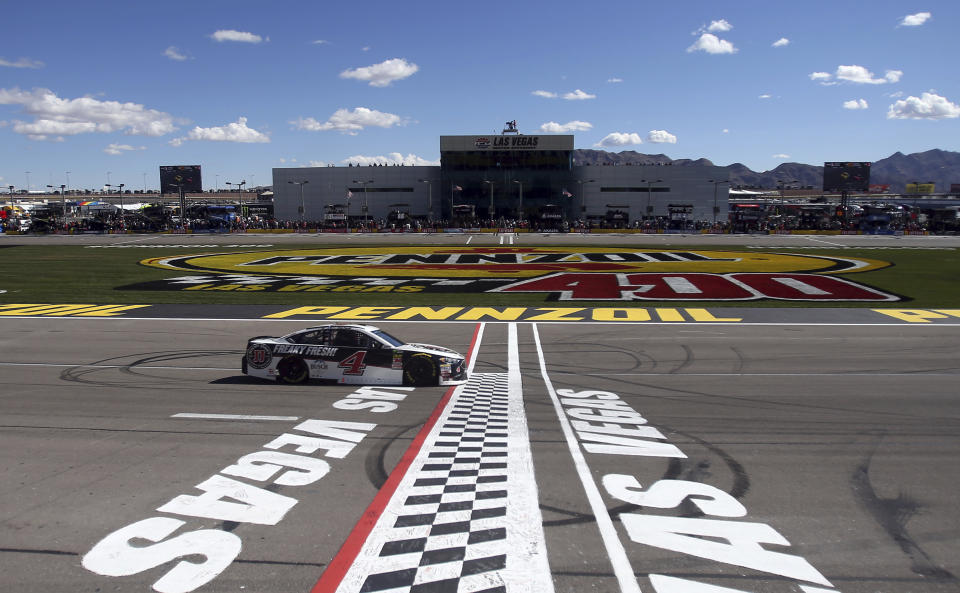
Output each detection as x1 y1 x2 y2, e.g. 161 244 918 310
400 343 464 358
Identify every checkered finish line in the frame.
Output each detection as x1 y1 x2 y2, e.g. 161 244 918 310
333 371 554 593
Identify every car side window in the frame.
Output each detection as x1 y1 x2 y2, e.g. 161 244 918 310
331 329 357 347
291 330 324 345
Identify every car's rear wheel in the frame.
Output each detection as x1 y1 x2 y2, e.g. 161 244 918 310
277 357 309 384
404 355 437 386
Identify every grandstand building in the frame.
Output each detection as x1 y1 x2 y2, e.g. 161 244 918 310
272 127 728 227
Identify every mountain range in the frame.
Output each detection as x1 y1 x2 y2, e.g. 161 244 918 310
572 148 960 194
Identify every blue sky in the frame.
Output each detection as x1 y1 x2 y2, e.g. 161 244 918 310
2 0 958 192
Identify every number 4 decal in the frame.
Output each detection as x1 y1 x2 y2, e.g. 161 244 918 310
338 351 367 375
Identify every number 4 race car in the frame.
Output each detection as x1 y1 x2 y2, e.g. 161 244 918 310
241 324 469 386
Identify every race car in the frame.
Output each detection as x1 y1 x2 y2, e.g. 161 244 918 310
241 324 468 386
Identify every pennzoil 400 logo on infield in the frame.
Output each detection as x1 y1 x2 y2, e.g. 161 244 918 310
133 247 900 302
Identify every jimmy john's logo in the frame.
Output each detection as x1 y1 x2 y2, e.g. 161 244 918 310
135 248 899 301
245 344 272 369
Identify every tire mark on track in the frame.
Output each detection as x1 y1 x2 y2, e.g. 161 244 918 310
851 432 956 582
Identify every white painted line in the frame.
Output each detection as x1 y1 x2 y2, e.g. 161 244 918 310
466 322 485 375
172 413 300 421
576 372 959 377
114 236 160 245
505 322 553 589
803 236 846 247
0 362 238 370
532 323 643 593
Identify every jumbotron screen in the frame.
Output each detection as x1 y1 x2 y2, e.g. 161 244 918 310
160 165 202 194
823 162 870 193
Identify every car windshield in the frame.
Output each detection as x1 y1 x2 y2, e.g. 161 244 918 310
372 330 404 347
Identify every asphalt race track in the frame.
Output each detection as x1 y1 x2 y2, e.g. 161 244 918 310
1 231 959 593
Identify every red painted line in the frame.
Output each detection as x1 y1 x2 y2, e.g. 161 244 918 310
310 323 483 593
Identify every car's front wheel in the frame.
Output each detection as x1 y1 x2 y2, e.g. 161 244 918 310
404 354 437 386
277 357 309 384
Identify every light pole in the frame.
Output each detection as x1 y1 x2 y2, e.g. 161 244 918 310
46 184 67 230
419 179 433 222
483 180 494 222
25 171 30 193
117 183 125 228
227 180 246 224
287 180 308 224
641 178 662 221
168 183 187 229
352 179 372 228
104 183 123 229
576 179 595 223
708 179 730 224
512 179 523 224
776 179 798 213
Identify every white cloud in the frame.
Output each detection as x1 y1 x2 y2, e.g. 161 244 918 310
707 19 733 32
0 87 177 139
211 30 264 43
340 58 418 87
843 99 869 110
647 130 677 144
104 143 146 155
607 77 623 83
836 65 901 84
164 46 190 61
311 39 329 45
810 66 902 85
887 92 960 120
0 57 44 69
899 12 931 27
563 89 596 100
171 116 269 145
342 153 439 167
540 121 593 133
292 107 406 135
12 119 95 140
772 153 791 159
532 90 557 98
687 33 737 55
595 132 643 147
759 93 772 99
772 37 790 47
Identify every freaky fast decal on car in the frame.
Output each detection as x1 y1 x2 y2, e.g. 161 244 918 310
130 247 899 301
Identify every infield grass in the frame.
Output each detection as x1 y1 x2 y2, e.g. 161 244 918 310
0 242 957 308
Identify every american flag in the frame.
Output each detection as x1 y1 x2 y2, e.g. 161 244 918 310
346 189 353 199
453 185 462 191
562 189 573 198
